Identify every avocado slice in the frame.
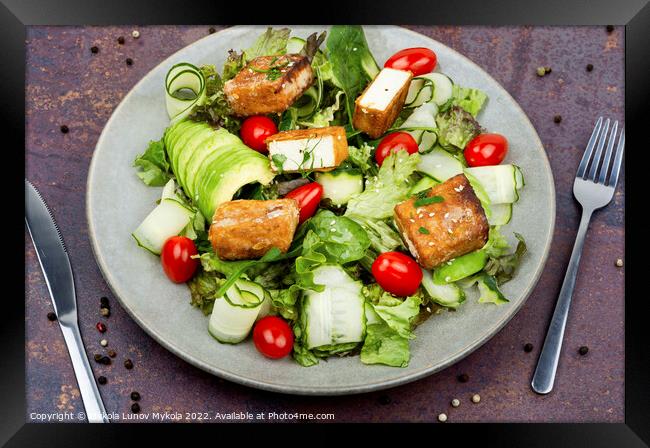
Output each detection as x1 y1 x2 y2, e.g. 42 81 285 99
174 127 217 191
170 124 210 178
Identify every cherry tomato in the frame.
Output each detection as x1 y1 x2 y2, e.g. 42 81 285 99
371 252 423 297
160 236 199 283
239 116 278 153
375 132 419 166
284 182 323 224
464 133 509 167
253 316 294 359
384 47 437 76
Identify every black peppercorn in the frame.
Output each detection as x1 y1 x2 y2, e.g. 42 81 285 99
606 25 614 33
586 64 594 72
101 356 111 365
100 296 110 308
90 46 99 54
117 36 125 45
579 346 589 356
60 125 69 134
554 115 562 124
378 395 391 405
131 403 140 413
524 343 534 352
124 359 134 369
47 312 57 321
208 27 216 34
94 354 103 362
126 58 133 66
97 376 107 385
545 67 552 74
458 373 469 383
130 391 141 401
107 349 117 358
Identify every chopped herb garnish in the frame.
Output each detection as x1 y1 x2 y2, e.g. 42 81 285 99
271 154 287 173
418 227 430 234
414 195 444 207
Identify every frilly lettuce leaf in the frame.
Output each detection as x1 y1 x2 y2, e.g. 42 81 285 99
133 138 171 186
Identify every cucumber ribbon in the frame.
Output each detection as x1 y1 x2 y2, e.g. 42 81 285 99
165 63 207 123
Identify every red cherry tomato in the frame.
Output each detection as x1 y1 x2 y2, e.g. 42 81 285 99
371 252 423 297
253 316 294 359
384 47 437 76
284 182 323 224
375 132 419 166
239 116 278 153
464 133 509 167
160 236 199 283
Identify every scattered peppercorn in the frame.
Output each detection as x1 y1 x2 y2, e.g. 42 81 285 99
107 349 117 358
536 66 546 77
94 353 103 362
90 46 99 54
457 373 469 383
60 125 69 134
97 376 107 385
606 25 614 33
208 27 216 34
131 403 140 413
100 307 111 317
101 356 111 365
124 359 134 369
96 322 107 333
524 343 534 352
545 66 552 74
130 391 141 401
47 312 57 321
117 36 125 45
586 64 594 72
132 30 140 39
615 258 623 267
126 58 133 66
451 398 460 408
378 395 391 405
437 413 448 422
554 115 562 124
471 394 481 404
100 339 108 347
579 346 589 356
100 296 110 308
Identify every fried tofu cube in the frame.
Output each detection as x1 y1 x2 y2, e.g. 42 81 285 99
353 68 413 139
394 174 489 270
209 199 300 260
265 126 348 173
223 54 314 117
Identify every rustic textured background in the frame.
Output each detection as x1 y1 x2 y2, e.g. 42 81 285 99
25 25 624 423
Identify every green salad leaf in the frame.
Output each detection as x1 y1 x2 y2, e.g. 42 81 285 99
189 65 240 133
347 143 378 177
133 138 171 186
484 230 527 285
348 216 404 254
187 269 225 315
345 150 420 220
436 105 483 150
303 210 370 264
450 85 488 117
360 322 411 368
244 27 290 60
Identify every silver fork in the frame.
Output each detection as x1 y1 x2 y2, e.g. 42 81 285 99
531 117 625 394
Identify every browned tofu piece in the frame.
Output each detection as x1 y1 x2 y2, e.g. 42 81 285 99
353 68 413 139
223 54 314 117
265 126 349 173
394 174 489 270
209 199 300 260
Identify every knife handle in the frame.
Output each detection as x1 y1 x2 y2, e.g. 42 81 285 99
59 323 109 423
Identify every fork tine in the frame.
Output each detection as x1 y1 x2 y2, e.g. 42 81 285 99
587 118 610 181
597 120 618 184
577 117 603 178
608 128 625 187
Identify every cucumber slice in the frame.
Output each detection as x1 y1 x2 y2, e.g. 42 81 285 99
132 198 194 255
476 275 509 305
417 147 464 181
315 170 364 206
514 165 525 189
464 164 520 204
165 63 206 123
433 250 488 284
488 203 512 226
400 103 438 153
421 270 466 308
408 175 439 196
161 179 176 200
208 281 264 344
404 78 433 108
418 73 453 106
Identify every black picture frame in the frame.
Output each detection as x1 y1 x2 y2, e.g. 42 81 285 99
6 0 647 445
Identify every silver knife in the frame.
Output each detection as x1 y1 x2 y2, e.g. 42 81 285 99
25 180 109 423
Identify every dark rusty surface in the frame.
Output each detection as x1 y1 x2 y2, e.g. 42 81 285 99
25 25 624 423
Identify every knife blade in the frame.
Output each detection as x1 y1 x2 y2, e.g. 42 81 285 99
25 180 109 423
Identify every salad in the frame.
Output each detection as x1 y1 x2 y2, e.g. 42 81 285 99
132 26 527 368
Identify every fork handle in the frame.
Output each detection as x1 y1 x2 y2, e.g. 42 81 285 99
531 208 593 394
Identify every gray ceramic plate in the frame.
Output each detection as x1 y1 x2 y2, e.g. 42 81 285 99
87 26 555 395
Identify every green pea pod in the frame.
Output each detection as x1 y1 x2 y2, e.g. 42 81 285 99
433 249 488 284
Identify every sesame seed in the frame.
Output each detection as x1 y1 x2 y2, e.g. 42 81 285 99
409 219 415 223
131 30 140 39
330 220 336 225
445 276 452 282
444 213 449 219
615 259 623 267
438 413 447 422
418 214 424 219
451 398 460 407
447 228 453 234
428 242 434 246
429 212 435 217
426 307 431 312
330 228 336 232
471 394 481 403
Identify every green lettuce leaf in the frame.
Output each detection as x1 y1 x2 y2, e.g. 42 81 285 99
435 105 483 150
297 90 344 128
189 65 241 133
360 323 411 368
303 210 370 264
345 150 420 220
347 143 378 177
244 27 290 60
187 269 225 315
133 138 171 186
348 216 404 254
484 231 527 285
451 85 488 117
476 274 509 305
